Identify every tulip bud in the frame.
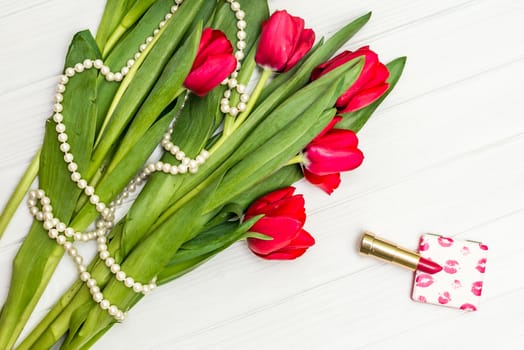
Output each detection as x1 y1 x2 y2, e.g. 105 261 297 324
255 10 315 72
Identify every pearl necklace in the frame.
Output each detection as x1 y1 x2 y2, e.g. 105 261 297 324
27 0 249 322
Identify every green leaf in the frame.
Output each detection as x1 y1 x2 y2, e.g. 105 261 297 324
337 56 407 132
0 30 100 350
95 0 137 51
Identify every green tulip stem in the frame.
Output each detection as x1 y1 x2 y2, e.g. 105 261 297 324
233 67 273 130
0 149 40 240
285 153 306 167
212 67 273 154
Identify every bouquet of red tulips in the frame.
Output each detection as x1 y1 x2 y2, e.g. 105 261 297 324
0 0 405 348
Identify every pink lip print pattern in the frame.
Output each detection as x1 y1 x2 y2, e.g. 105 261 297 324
415 274 434 288
437 236 454 247
443 259 460 274
460 303 477 311
438 291 451 304
476 258 487 273
419 237 430 251
471 281 483 296
412 234 488 311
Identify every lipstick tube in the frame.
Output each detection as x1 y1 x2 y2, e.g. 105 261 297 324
359 232 442 274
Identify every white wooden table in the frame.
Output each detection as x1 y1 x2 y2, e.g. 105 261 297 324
1 0 523 349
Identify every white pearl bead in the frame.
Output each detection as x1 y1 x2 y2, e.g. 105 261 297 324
43 221 54 230
57 133 68 142
59 75 69 84
65 68 75 77
134 52 141 60
100 66 110 76
229 107 239 117
116 271 126 281
155 161 164 171
53 103 63 113
221 104 231 114
90 286 100 294
80 271 91 281
53 113 63 123
237 41 246 50
240 93 249 103
93 292 103 303
178 164 188 173
237 102 247 112
77 264 87 273
174 151 184 161
100 300 110 310
235 51 245 60
146 36 154 44
96 202 106 213
165 13 172 20
67 162 78 172
74 63 84 73
48 229 58 239
236 84 246 94
90 195 100 204
139 44 147 52
108 305 118 316
142 284 151 294
169 166 178 175
230 1 240 11
236 10 245 20
171 5 178 13
63 153 74 163
83 59 93 69
84 186 94 196
99 251 109 260
114 72 123 82
124 277 134 287
111 264 121 273
228 79 237 89
133 282 143 293
105 257 115 267
86 278 97 288
77 179 87 189
175 0 183 4
121 66 129 76
162 163 171 173
105 72 115 81
237 20 247 30
74 256 83 265
97 236 106 244
154 29 160 36
59 142 70 153
98 243 107 252
70 172 81 182
56 84 66 93
34 212 43 221
181 157 190 166
93 59 103 69
54 93 64 103
115 311 125 321
68 247 78 257
56 222 66 232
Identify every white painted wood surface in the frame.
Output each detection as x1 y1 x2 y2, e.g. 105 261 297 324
1 0 523 348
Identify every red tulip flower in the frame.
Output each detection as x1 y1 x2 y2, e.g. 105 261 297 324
255 10 315 72
303 117 364 194
311 46 390 113
245 187 315 260
184 28 237 96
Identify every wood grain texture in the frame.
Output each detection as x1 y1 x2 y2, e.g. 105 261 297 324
1 0 523 349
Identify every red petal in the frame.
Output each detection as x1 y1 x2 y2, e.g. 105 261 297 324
283 28 315 72
303 170 341 194
255 10 303 71
311 116 342 143
247 216 303 255
245 187 296 218
286 229 315 249
338 83 389 113
184 54 237 96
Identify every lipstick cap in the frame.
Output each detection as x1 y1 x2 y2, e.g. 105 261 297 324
412 234 488 311
360 232 420 271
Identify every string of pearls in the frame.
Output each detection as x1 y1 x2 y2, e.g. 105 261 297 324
220 0 250 117
28 0 248 322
